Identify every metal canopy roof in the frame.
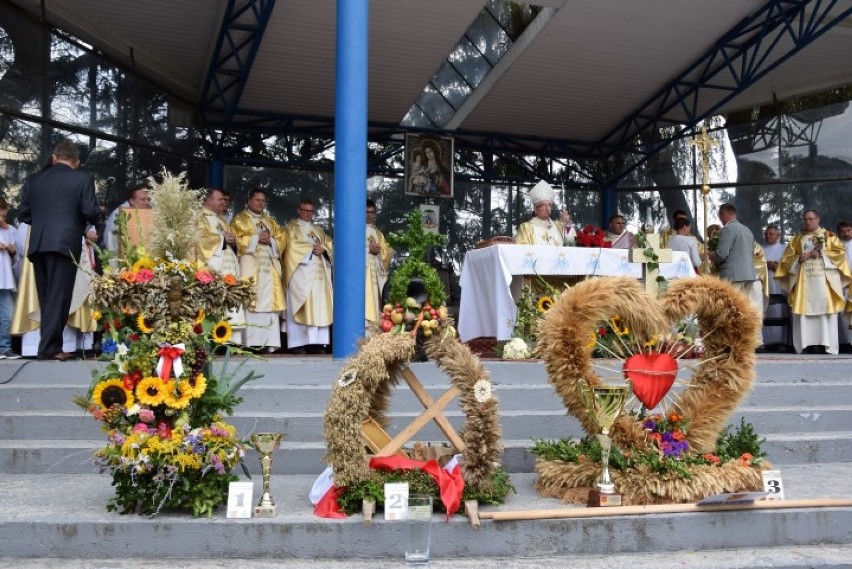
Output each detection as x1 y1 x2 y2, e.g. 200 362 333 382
9 0 852 159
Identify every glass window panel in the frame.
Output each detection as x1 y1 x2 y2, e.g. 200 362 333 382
448 39 489 89
0 6 44 115
49 34 92 129
433 61 471 110
0 117 42 216
466 10 509 66
416 85 455 127
400 105 434 128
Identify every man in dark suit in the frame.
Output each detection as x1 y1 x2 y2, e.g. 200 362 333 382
17 141 102 360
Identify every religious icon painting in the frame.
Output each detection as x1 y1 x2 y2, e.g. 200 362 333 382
404 133 454 199
420 204 440 235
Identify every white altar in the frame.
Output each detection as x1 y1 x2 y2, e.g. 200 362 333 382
458 245 697 341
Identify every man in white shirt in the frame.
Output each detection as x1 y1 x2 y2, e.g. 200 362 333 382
605 214 637 249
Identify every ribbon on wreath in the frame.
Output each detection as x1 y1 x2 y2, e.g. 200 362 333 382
156 343 186 380
369 455 464 519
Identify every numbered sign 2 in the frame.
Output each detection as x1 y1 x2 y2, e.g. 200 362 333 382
384 482 410 521
761 470 785 501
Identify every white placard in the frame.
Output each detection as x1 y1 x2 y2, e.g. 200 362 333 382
384 482 409 521
697 491 771 505
227 481 254 519
761 470 785 501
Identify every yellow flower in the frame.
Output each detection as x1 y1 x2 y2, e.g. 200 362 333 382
137 314 154 334
92 378 134 409
132 257 156 272
193 309 205 325
610 316 630 336
136 377 167 406
585 331 598 350
91 310 102 321
537 296 554 312
185 373 207 398
211 321 232 344
164 382 193 410
644 335 659 348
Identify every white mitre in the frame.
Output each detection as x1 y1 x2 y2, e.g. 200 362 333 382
529 180 555 205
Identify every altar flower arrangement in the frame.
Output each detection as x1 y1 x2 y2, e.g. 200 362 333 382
502 337 532 360
75 171 259 517
575 225 612 248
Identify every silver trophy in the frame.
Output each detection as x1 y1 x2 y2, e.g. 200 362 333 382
578 379 630 505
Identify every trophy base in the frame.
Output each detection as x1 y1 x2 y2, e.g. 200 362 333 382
587 489 622 508
254 504 277 518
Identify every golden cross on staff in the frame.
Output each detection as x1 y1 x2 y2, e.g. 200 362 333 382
689 126 720 274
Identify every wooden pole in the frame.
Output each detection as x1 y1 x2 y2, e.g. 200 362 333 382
478 498 852 521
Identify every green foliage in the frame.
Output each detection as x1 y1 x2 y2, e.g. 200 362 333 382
715 417 767 463
386 209 448 306
107 465 238 518
337 467 514 516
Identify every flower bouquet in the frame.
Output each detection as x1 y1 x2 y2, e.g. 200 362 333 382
76 171 258 517
575 225 612 248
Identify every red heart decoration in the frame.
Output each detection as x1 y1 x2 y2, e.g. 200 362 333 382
623 353 678 409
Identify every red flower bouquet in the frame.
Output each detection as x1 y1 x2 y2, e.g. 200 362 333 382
575 225 612 248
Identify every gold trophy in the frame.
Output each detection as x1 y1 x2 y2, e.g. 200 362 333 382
578 379 630 507
250 432 283 518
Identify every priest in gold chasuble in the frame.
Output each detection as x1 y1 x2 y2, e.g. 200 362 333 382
775 210 852 354
231 189 286 351
282 198 333 350
515 180 574 246
194 188 245 344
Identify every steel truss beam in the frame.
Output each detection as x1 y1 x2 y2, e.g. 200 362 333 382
596 0 852 184
199 0 276 154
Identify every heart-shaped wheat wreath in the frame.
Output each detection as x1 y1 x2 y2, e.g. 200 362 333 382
535 275 768 505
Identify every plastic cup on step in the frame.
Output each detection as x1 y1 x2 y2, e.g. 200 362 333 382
405 494 433 564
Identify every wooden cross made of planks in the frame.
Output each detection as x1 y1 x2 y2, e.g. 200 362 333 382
364 366 466 457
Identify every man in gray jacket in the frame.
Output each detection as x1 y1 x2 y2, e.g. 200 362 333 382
712 202 764 347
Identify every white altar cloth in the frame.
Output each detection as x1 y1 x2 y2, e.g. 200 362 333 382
458 245 696 341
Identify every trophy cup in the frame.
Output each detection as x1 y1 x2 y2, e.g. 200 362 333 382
578 379 630 507
250 432 283 518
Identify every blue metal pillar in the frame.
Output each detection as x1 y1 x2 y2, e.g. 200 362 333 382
600 186 616 229
332 0 368 359
208 160 225 188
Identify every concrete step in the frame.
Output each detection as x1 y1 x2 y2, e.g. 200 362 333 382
4 430 852 476
4 547 852 569
0 468 850 560
4 354 851 385
3 380 851 411
2 405 851 443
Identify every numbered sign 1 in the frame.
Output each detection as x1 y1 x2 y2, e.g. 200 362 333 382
761 470 785 501
227 481 255 518
384 482 410 521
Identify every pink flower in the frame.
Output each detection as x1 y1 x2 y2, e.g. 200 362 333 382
134 269 155 283
195 270 214 284
138 408 155 423
132 423 150 434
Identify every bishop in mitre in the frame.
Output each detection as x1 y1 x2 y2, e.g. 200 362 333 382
282 198 334 351
775 209 852 354
515 180 575 246
365 199 393 330
194 188 245 344
231 189 286 351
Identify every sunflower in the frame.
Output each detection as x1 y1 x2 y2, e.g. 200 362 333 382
137 313 154 334
585 331 598 350
91 310 102 321
92 378 134 409
609 316 630 336
193 309 205 325
136 376 167 406
185 372 208 398
537 295 554 312
211 320 232 344
164 382 193 410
